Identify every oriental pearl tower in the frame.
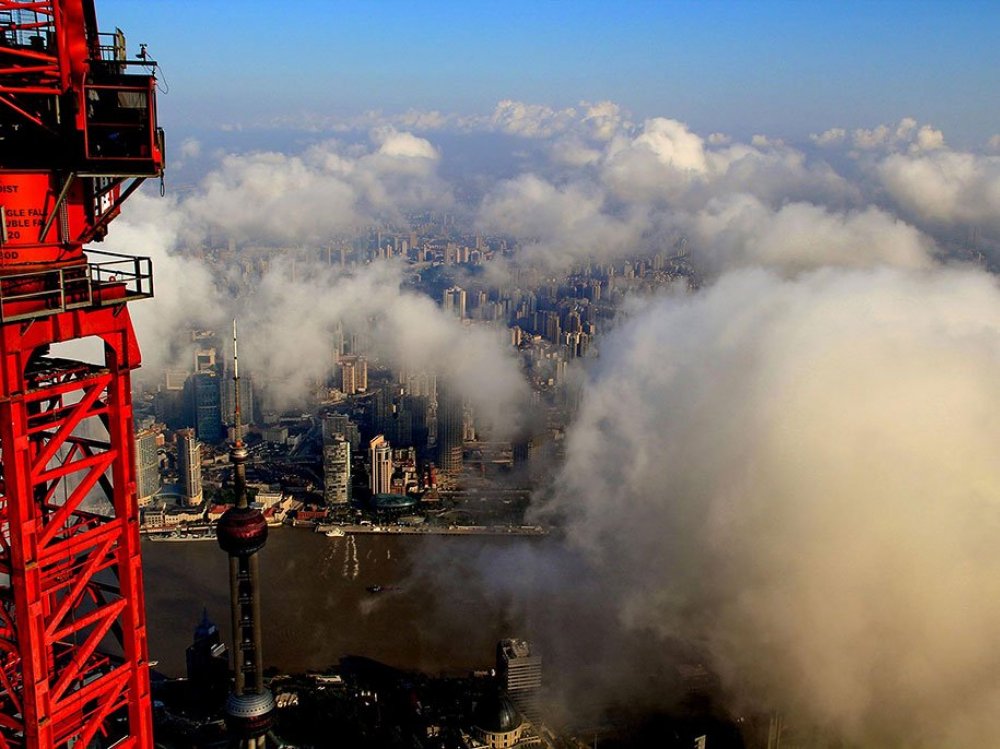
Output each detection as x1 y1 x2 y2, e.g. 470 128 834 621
216 320 276 747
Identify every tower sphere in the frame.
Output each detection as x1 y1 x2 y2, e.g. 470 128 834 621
225 690 276 737
216 506 268 556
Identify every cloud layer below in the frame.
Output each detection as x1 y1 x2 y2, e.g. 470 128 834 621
544 266 1000 746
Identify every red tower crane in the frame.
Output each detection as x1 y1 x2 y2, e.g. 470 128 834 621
0 1 163 747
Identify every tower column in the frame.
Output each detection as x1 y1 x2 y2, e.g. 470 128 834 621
216 321 275 746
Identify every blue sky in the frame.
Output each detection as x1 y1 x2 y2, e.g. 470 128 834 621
101 0 1000 146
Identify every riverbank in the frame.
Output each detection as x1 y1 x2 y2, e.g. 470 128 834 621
143 520 548 542
316 523 548 537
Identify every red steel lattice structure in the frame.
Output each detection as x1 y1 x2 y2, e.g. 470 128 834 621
0 0 164 747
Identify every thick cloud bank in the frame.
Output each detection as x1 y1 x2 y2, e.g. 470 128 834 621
878 150 1000 235
544 266 1000 746
182 132 448 245
681 195 935 274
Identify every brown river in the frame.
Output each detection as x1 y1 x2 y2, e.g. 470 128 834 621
140 529 535 677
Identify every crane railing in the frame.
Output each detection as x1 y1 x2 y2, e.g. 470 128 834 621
0 249 152 321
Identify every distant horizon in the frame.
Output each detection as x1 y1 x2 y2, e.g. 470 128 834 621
103 0 1000 148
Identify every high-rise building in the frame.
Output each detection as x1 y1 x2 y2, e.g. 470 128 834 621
437 391 464 475
403 369 436 399
392 399 414 446
544 311 561 343
191 371 223 443
405 395 431 450
323 435 351 505
496 639 542 724
223 369 254 429
154 367 190 429
165 367 190 390
369 435 393 496
370 381 394 437
185 609 229 713
323 412 361 452
339 355 368 395
134 428 160 507
177 428 203 506
194 345 217 373
443 286 467 319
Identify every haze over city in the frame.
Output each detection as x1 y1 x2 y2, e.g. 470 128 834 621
77 2 1000 747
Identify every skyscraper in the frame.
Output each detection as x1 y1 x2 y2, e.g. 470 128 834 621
369 435 393 496
323 435 351 505
134 428 160 507
323 412 361 451
186 610 229 713
497 639 542 724
437 391 464 475
194 345 217 373
443 285 467 319
191 370 223 443
224 368 254 432
177 428 203 506
339 355 368 395
402 369 436 399
156 367 189 428
216 321 275 747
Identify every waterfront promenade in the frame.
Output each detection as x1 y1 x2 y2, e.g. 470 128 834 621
145 521 548 541
317 523 547 537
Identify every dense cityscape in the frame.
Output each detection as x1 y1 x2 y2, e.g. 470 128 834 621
132 221 698 538
0 1 997 748
132 223 715 747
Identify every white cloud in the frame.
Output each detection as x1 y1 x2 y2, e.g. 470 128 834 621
477 174 647 268
372 127 440 160
813 118 945 156
545 265 1000 746
813 118 946 155
810 127 847 147
177 132 449 245
600 118 854 208
751 134 783 148
878 149 1000 233
108 103 1000 745
548 136 602 168
489 100 579 138
682 194 935 274
178 137 202 159
97 193 224 373
913 124 945 152
579 100 628 141
182 149 362 245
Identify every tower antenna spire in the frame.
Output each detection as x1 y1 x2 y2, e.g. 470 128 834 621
233 318 243 447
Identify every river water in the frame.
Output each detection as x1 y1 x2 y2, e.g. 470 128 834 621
141 529 534 677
